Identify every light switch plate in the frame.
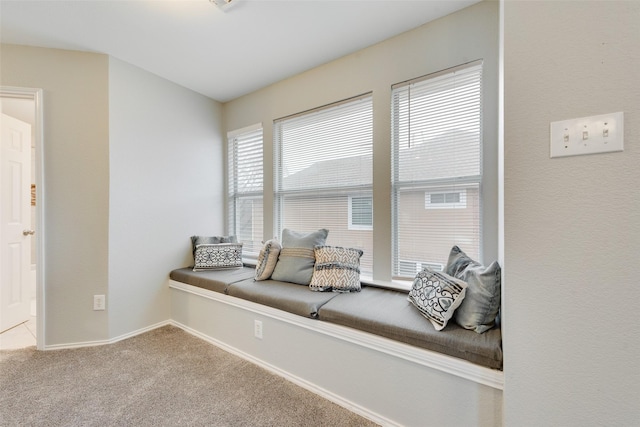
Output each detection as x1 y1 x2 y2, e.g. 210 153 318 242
550 112 624 158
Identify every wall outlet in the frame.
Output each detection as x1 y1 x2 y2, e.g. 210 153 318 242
254 320 263 339
93 294 106 311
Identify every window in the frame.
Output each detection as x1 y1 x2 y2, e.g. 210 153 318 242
348 196 373 230
398 260 444 276
425 190 467 209
274 94 373 276
227 123 263 257
391 61 483 278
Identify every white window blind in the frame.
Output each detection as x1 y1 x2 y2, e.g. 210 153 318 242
391 61 483 278
274 94 373 276
227 123 263 257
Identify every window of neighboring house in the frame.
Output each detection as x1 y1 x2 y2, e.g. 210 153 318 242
398 260 444 277
425 189 467 209
348 195 373 230
274 93 373 276
227 123 263 259
391 61 483 279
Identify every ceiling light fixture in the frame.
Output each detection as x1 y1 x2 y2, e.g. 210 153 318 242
209 0 237 12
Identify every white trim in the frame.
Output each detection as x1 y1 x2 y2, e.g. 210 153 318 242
169 280 504 390
170 319 401 427
43 320 172 351
226 122 262 140
1 86 46 351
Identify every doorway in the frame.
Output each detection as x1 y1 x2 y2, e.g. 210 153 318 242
0 87 44 350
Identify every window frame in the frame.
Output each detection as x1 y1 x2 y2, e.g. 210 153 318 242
273 93 374 275
391 60 484 280
227 123 264 259
348 195 373 231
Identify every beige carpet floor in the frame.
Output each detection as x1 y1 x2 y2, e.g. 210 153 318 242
0 325 378 427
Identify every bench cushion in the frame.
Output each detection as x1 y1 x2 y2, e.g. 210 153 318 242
318 286 503 369
169 267 256 293
226 279 339 318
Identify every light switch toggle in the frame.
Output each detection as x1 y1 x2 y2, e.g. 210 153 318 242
550 112 624 158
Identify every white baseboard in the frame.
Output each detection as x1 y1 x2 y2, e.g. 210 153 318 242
43 320 172 351
170 319 401 427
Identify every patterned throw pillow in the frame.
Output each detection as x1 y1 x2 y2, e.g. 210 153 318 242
309 246 363 293
255 239 282 281
408 268 467 331
445 245 501 333
190 235 237 260
193 243 243 271
271 228 329 285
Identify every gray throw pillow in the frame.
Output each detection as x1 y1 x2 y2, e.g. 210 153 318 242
445 245 501 333
271 228 329 285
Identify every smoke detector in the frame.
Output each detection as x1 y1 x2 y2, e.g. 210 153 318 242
210 0 237 12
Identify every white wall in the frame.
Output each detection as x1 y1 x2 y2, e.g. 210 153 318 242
108 58 223 339
1 44 111 345
503 1 640 425
223 0 500 281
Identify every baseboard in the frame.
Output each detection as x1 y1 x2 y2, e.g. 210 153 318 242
43 320 172 351
170 319 401 427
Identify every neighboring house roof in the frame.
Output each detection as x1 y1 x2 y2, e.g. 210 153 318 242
281 129 479 191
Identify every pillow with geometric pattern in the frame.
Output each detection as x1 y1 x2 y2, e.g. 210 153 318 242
193 243 243 271
309 246 363 293
408 267 467 331
190 235 237 261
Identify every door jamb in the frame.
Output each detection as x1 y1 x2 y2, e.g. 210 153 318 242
1 86 45 350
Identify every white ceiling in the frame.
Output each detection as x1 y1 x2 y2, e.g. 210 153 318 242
0 0 480 102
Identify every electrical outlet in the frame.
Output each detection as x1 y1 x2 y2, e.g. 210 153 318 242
254 320 263 339
93 295 106 311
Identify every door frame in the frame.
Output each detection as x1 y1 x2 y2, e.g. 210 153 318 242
1 86 45 350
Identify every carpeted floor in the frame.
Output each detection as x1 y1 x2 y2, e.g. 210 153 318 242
0 325 378 426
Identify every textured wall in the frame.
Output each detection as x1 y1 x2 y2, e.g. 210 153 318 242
1 44 110 345
503 1 640 425
108 58 223 339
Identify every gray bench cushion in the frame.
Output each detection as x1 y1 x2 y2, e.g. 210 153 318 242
226 279 339 319
318 286 503 369
169 267 256 294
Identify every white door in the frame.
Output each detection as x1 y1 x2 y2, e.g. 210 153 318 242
0 113 32 333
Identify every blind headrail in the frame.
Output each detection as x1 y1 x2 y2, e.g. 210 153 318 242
274 92 372 123
391 59 483 90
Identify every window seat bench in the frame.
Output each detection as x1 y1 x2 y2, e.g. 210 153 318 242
169 266 504 426
169 266 502 370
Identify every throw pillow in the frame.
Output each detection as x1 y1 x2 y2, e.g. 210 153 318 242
309 246 363 293
445 245 501 333
270 228 329 285
190 235 237 260
255 239 282 281
193 243 243 271
408 268 467 331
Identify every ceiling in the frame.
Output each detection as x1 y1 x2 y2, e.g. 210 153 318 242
0 0 480 103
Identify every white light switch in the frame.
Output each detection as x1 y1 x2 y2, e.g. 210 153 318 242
550 112 623 158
